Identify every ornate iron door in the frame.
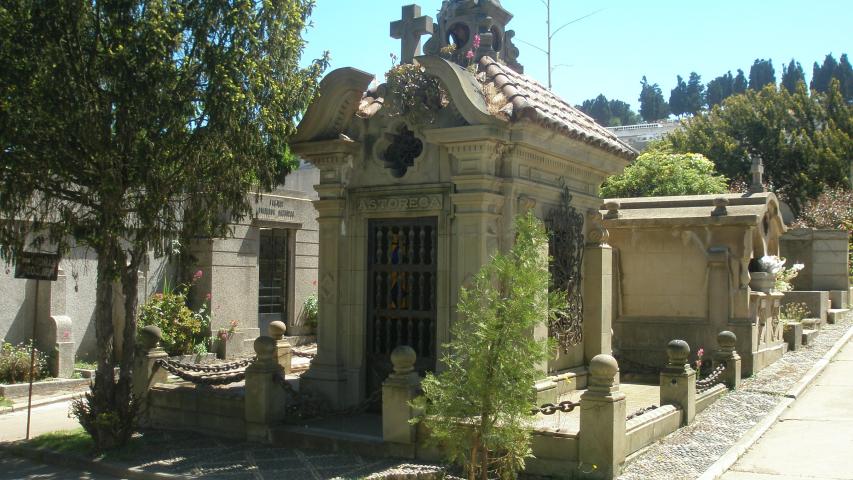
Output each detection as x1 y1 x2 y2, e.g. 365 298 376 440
366 217 437 396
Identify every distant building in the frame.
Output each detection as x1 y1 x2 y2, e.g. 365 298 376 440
607 120 682 152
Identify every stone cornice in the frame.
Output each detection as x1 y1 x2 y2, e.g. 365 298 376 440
291 67 374 143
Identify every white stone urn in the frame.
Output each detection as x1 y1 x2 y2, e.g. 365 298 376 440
749 271 776 292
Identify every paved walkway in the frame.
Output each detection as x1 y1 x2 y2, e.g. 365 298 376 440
0 400 80 442
0 450 111 479
721 335 853 480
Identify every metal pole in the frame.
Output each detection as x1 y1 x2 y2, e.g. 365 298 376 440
546 0 552 90
26 279 39 440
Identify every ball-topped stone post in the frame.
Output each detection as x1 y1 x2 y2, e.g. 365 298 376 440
268 321 292 374
244 335 287 442
713 331 741 390
579 354 626 478
133 325 168 426
660 339 696 425
382 345 421 444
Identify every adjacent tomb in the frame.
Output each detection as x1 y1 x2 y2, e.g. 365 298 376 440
601 192 788 375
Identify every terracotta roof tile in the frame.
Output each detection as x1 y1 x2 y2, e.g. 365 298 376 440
479 56 637 159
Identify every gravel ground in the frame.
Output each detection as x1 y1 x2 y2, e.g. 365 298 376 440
617 313 853 480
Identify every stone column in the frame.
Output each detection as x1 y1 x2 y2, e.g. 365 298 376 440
583 224 613 364
299 144 356 408
36 268 74 378
579 354 626 479
659 339 696 425
244 336 287 442
133 326 168 426
269 321 292 375
713 331 742 390
707 247 730 334
382 346 422 444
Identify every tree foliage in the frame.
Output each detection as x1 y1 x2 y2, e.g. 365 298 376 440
707 71 734 108
811 53 853 102
733 68 748 94
577 95 640 127
685 72 705 115
664 81 852 214
669 75 688 117
0 0 327 448
781 59 806 93
749 58 776 90
416 212 565 480
599 147 728 198
639 76 670 121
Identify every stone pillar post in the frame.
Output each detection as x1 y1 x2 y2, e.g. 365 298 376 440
707 247 730 334
133 326 168 425
713 331 742 390
299 144 356 408
382 346 422 444
36 268 75 378
583 225 613 364
244 336 287 442
269 321 292 375
579 354 626 479
660 339 696 425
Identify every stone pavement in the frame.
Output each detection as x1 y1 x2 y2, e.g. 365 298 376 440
619 313 853 480
0 399 80 442
0 450 110 480
721 332 853 480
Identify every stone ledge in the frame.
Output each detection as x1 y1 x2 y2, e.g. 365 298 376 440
0 378 91 399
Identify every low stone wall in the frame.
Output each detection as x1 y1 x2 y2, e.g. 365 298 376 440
782 291 829 324
527 430 580 476
148 383 246 439
625 405 681 456
696 384 727 413
0 377 91 399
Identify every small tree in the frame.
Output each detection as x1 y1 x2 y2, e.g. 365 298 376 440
0 0 327 449
416 212 565 480
599 147 728 198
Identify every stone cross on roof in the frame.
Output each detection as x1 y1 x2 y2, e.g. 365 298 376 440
390 4 433 64
749 156 766 193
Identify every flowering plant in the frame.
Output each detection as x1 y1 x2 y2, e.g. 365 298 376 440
217 319 239 342
137 271 211 356
757 255 786 275
695 347 705 372
775 262 805 292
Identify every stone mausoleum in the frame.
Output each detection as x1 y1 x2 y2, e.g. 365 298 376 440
291 0 637 407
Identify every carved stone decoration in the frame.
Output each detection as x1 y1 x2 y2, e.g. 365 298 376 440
585 209 609 246
382 125 424 178
545 184 585 351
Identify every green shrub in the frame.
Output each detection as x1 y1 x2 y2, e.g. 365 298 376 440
415 212 566 479
0 341 49 384
600 146 729 198
781 302 810 323
137 273 210 356
303 294 318 328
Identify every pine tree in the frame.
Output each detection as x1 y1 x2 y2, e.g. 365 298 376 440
749 58 776 90
608 99 641 126
588 94 613 126
782 59 806 93
707 71 734 107
811 53 838 93
836 53 853 102
639 76 669 121
685 72 705 115
669 75 688 117
733 69 748 94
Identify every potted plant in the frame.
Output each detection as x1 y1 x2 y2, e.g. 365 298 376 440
749 255 786 292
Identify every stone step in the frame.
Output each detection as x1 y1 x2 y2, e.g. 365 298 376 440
802 328 819 345
801 317 822 330
827 308 849 324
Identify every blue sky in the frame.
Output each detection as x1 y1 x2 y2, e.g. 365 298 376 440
301 0 851 112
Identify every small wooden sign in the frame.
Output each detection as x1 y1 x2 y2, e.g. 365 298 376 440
14 252 61 281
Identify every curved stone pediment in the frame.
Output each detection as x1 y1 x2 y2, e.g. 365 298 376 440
291 67 374 144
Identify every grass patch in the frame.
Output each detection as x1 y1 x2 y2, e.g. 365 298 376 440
24 428 177 462
0 396 12 407
74 360 97 370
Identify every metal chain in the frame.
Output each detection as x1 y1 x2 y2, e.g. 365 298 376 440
161 357 254 373
291 350 315 358
626 405 659 421
530 400 580 416
273 372 380 419
155 359 247 386
696 364 727 393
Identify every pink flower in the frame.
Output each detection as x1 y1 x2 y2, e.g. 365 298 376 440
193 270 203 281
466 50 474 60
205 293 212 302
472 34 481 49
